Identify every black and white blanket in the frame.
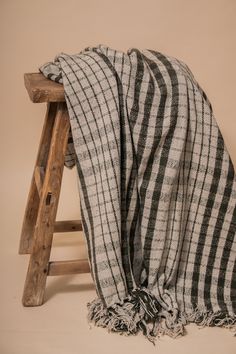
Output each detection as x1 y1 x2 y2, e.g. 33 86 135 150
39 44 236 342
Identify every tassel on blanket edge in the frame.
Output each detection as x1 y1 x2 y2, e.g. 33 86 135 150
180 307 236 336
86 287 184 344
86 287 236 342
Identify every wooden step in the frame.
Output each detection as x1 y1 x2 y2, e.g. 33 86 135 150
48 259 90 276
54 220 83 233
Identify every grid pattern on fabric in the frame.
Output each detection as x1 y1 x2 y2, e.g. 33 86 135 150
39 44 236 341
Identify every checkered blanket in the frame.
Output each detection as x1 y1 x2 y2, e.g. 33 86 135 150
39 44 236 342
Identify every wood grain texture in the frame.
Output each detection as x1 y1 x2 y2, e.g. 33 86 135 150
19 103 57 254
48 259 90 276
24 73 65 103
22 102 70 306
34 165 45 196
54 220 83 233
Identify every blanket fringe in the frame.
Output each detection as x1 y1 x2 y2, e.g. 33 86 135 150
87 287 236 344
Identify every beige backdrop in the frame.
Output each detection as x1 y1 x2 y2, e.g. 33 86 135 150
0 1 235 353
1 0 236 247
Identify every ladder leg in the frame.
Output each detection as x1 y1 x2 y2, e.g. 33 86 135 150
19 103 57 254
22 102 70 306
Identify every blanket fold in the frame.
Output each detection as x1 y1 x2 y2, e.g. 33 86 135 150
39 44 236 342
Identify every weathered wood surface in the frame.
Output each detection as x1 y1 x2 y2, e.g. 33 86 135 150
20 91 90 307
34 165 45 196
19 103 57 254
54 220 83 233
48 259 90 276
24 73 65 103
22 102 70 306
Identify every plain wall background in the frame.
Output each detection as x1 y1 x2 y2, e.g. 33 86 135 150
1 0 236 284
1 1 236 353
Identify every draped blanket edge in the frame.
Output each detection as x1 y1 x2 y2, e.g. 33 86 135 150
39 44 236 343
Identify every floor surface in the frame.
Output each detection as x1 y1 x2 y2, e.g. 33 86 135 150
1 233 235 354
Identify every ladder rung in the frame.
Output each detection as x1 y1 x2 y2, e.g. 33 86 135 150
48 259 90 276
54 220 82 233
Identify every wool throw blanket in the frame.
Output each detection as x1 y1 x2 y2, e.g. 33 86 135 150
39 44 236 342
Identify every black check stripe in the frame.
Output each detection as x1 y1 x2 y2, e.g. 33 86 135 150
39 44 236 339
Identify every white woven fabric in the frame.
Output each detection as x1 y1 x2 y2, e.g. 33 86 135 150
40 44 236 342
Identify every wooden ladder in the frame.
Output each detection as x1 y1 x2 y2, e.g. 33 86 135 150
19 73 90 307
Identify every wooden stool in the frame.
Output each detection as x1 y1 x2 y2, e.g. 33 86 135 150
19 73 90 307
